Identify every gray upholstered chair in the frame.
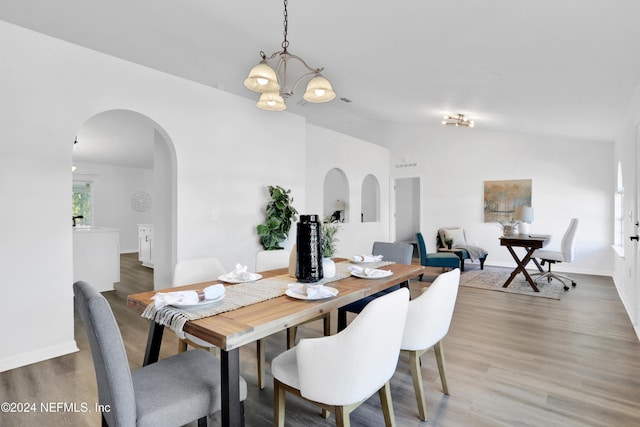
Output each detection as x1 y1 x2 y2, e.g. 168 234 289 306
337 241 413 332
400 268 460 421
271 288 410 427
73 280 247 427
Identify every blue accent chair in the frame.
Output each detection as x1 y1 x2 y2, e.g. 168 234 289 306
416 232 460 281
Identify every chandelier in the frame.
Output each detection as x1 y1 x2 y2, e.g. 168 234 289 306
442 114 475 127
244 0 336 111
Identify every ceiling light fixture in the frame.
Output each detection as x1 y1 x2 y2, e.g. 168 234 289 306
244 0 336 111
442 114 475 127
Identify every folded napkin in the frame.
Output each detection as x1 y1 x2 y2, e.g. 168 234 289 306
287 283 338 299
152 284 225 309
225 263 258 281
351 254 384 263
348 265 391 278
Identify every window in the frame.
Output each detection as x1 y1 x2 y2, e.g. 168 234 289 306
72 181 93 226
614 162 624 254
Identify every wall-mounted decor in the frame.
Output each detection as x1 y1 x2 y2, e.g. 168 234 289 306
484 179 532 222
131 191 151 212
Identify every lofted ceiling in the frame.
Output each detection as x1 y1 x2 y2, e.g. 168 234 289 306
3 0 640 168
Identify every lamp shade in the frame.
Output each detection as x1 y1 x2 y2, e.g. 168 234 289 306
256 92 286 111
303 75 336 103
244 61 280 93
515 206 534 223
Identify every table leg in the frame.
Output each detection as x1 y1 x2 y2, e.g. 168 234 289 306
142 321 164 366
503 246 540 292
221 348 243 427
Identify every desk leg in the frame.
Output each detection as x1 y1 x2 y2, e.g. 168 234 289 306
221 348 243 427
503 246 540 292
142 322 164 366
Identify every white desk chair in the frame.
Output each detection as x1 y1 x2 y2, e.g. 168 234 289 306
400 268 460 421
271 288 409 427
531 218 579 290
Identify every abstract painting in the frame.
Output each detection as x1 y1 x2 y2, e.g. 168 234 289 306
484 179 532 222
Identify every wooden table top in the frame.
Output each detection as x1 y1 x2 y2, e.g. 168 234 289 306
127 261 425 351
499 234 550 248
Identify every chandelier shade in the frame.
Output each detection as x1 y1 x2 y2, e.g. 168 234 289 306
244 61 280 93
256 92 286 111
303 75 336 103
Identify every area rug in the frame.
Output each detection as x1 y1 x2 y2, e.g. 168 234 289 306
459 267 564 300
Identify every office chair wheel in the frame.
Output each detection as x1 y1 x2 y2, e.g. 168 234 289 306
572 282 577 287
563 285 570 291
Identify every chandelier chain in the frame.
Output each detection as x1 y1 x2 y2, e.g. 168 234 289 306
281 0 289 51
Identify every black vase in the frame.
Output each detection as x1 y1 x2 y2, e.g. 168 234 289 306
296 214 324 283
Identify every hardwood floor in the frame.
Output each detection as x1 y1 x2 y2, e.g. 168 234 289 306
1 255 639 426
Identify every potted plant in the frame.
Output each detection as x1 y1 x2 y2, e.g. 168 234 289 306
499 218 520 237
321 217 340 278
444 237 453 249
256 185 298 250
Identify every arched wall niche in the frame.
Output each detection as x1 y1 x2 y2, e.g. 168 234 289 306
361 174 380 222
323 168 349 222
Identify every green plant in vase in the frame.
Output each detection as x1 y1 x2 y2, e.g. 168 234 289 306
256 185 298 250
444 237 453 249
321 217 340 278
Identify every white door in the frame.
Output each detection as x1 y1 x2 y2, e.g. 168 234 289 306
392 177 422 243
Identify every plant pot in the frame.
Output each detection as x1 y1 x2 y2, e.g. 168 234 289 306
503 225 516 237
447 243 452 249
322 257 336 279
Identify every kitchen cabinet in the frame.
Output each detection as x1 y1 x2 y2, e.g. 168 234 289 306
73 227 120 292
138 224 154 268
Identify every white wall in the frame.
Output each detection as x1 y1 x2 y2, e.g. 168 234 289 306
613 83 640 339
383 124 614 276
305 124 390 256
0 21 311 371
73 162 153 252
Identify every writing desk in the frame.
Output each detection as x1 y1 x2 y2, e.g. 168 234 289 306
127 261 424 427
499 234 550 292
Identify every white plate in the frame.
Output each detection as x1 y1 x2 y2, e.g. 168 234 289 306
218 272 262 284
350 270 393 279
285 287 339 300
171 294 225 309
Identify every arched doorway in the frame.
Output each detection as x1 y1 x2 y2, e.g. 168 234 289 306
72 109 177 290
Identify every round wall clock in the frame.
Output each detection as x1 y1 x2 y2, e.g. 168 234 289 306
131 191 151 212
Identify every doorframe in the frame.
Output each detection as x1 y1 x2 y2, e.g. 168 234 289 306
390 175 423 243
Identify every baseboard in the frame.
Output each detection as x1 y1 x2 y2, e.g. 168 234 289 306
611 275 640 343
0 341 79 373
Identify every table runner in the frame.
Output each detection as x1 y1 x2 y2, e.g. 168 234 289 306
141 271 349 336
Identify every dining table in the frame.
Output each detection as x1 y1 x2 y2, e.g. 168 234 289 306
499 234 550 292
127 259 425 427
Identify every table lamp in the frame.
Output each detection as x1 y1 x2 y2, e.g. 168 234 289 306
515 206 534 235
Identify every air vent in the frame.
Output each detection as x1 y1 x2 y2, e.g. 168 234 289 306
395 162 419 168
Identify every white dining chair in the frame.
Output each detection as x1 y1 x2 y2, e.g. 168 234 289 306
400 268 460 421
271 288 410 427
